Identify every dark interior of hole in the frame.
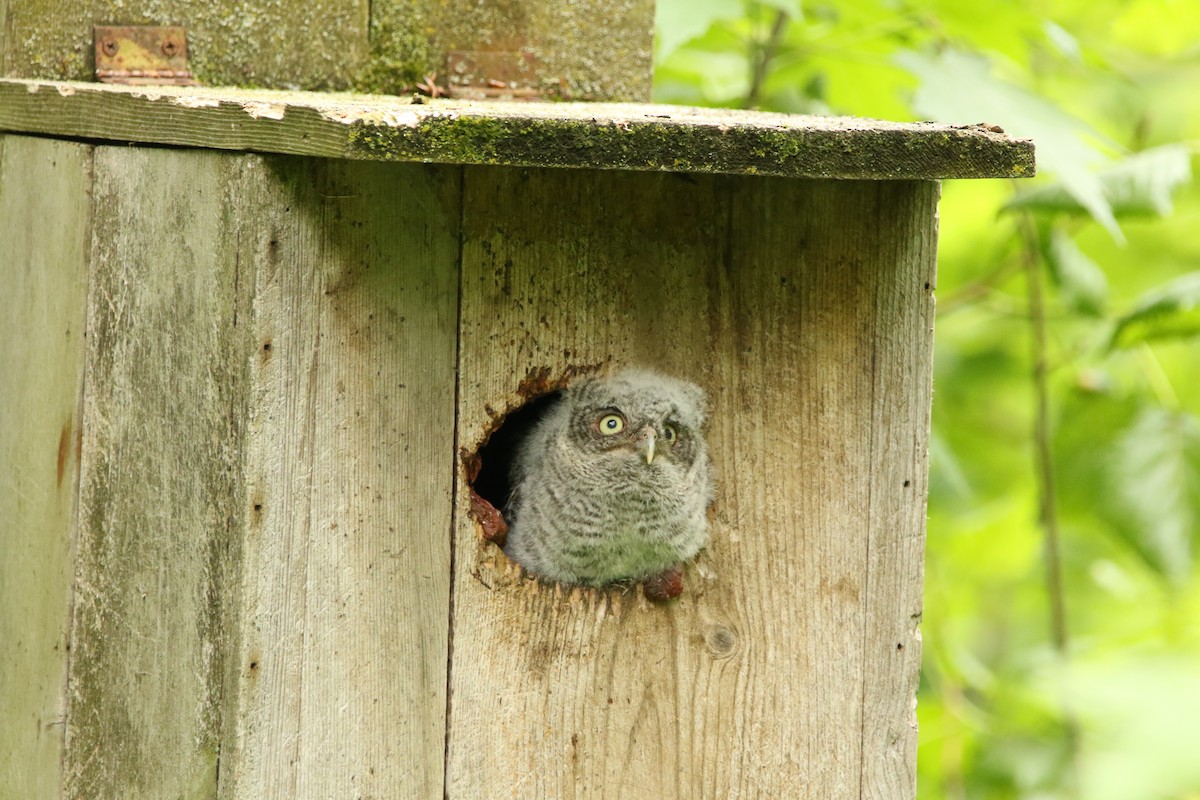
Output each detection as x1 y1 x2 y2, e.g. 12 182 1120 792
471 390 564 521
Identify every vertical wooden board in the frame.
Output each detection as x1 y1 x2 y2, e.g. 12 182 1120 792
0 135 92 800
226 158 459 799
67 146 254 799
0 0 368 89
0 0 8 73
855 182 937 800
446 167 728 800
446 169 934 798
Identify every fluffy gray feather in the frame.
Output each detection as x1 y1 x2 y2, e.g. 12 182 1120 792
504 368 713 587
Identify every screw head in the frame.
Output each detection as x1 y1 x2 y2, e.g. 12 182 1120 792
161 39 179 57
101 39 118 57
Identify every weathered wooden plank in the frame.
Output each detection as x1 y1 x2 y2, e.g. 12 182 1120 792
0 0 9 74
0 0 369 89
446 169 934 798
0 134 92 800
67 145 254 799
0 79 1037 180
416 0 654 100
223 158 459 798
0 0 650 99
857 183 936 800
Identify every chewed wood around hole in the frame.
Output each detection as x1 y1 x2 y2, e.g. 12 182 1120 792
466 389 563 548
463 366 601 549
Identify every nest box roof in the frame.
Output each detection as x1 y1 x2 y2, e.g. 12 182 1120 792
0 79 1034 180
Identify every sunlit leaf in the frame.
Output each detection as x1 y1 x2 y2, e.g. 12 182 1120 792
656 48 751 105
756 0 803 16
654 0 744 60
1104 145 1195 216
929 429 973 500
1043 20 1083 62
1043 228 1108 316
1112 0 1200 57
896 49 1123 241
1059 657 1200 800
925 0 1047 66
1008 144 1193 219
1112 407 1200 584
1110 272 1200 349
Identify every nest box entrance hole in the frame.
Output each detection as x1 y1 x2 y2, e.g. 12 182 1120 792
465 366 603 549
468 389 562 547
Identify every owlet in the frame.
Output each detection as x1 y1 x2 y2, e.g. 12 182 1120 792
504 368 713 591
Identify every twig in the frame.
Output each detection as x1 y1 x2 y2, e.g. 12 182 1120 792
746 8 790 109
935 259 1022 315
1020 212 1082 794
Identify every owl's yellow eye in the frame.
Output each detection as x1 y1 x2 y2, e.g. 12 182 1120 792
663 424 678 444
598 413 625 435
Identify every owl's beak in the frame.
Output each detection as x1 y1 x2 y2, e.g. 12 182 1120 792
637 426 657 464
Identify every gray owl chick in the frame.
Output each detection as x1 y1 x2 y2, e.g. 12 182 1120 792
504 368 713 589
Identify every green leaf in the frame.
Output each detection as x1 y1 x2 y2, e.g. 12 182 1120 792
654 0 745 61
1043 228 1108 316
1109 272 1200 349
1111 407 1200 584
1104 145 1194 215
895 49 1123 241
1007 144 1193 219
929 428 973 500
755 0 802 16
1042 20 1083 62
1059 658 1200 800
656 48 751 105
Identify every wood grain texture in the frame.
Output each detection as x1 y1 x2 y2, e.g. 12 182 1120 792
0 0 368 89
223 158 460 799
0 0 650 99
0 79 1037 180
419 0 654 100
0 0 8 73
855 183 937 800
0 134 92 800
446 168 936 798
67 145 254 799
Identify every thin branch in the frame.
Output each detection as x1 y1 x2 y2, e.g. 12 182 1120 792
746 8 790 109
1020 212 1083 795
936 259 1022 315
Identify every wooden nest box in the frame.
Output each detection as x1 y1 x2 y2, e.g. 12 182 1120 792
0 4 1033 798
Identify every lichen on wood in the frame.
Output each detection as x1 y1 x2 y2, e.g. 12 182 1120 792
0 0 370 89
0 78 1036 179
0 0 653 100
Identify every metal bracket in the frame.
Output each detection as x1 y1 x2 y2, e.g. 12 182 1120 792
94 26 197 86
445 51 543 100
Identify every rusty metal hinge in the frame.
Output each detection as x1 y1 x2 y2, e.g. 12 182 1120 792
94 26 198 86
444 50 544 100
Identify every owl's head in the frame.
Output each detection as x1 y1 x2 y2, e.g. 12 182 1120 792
563 368 708 469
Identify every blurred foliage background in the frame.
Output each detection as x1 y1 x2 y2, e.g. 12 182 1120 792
652 1 1200 798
